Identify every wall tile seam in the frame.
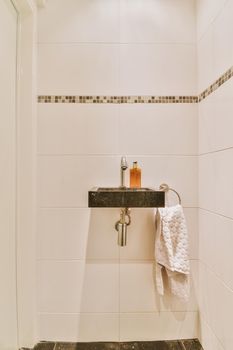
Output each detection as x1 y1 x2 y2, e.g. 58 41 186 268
37 206 199 209
199 146 233 157
37 260 198 272
37 311 198 315
37 154 199 157
199 315 225 350
36 259 155 262
37 65 233 104
38 41 197 45
36 314 118 317
37 259 122 262
36 258 199 262
199 260 233 294
197 0 230 43
36 258 155 265
198 207 233 221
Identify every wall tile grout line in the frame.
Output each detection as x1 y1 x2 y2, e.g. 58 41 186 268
38 206 199 209
199 146 233 156
199 207 233 221
37 65 233 104
197 0 230 43
38 41 196 45
37 154 198 157
36 257 198 264
200 315 226 350
37 311 198 315
199 259 233 295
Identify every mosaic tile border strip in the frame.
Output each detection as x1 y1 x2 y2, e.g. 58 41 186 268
38 95 198 104
20 338 203 350
198 65 233 102
37 66 233 104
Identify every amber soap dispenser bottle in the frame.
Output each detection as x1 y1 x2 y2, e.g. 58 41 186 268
130 161 141 188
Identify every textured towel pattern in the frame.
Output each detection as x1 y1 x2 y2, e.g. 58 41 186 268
155 204 190 301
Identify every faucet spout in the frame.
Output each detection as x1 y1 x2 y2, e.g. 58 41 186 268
120 156 128 188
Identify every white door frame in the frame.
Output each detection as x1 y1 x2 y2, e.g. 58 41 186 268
12 0 37 347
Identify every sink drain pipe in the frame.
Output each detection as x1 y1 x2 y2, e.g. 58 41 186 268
115 208 131 247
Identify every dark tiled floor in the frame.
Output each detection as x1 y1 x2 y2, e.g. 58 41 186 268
21 339 203 350
180 339 203 350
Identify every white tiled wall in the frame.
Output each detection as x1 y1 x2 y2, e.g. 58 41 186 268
37 0 198 342
38 0 197 96
118 44 196 95
197 0 233 91
197 2 233 350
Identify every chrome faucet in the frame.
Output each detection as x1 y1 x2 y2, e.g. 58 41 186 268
117 156 131 246
120 156 128 188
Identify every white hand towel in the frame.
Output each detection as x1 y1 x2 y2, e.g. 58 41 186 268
154 204 190 302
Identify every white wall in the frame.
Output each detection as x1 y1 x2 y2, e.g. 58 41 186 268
197 1 233 350
37 0 198 342
16 0 38 346
0 1 18 348
0 0 38 348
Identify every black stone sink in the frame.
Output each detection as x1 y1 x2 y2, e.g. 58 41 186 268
88 187 165 208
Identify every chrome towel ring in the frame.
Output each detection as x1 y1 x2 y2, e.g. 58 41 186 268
159 183 182 205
